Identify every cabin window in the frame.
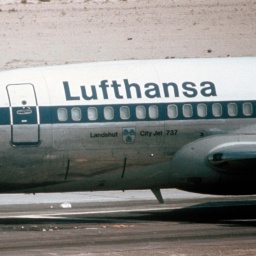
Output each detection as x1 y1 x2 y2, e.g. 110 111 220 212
243 102 253 116
167 104 178 118
149 105 159 119
212 103 222 117
57 108 68 121
197 103 207 118
88 107 98 121
136 106 146 119
104 106 114 120
182 104 193 118
120 106 130 120
227 103 238 117
71 107 81 121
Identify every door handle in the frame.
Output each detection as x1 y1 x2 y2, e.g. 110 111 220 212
17 108 32 115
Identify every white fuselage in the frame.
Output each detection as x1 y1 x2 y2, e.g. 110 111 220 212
0 57 256 195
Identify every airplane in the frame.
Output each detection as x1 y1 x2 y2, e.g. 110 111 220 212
0 56 256 203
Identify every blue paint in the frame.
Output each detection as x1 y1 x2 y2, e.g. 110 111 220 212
12 107 37 125
42 100 256 124
0 100 254 126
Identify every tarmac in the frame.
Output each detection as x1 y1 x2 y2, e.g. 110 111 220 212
0 190 256 255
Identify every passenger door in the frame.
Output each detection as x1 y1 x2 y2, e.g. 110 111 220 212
7 84 40 146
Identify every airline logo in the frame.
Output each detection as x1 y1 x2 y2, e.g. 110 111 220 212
122 128 136 144
63 79 217 101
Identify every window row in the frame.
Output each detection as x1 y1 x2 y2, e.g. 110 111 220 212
57 102 254 122
167 102 253 119
57 105 158 122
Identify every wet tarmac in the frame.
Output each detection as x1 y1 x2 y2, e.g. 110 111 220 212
0 190 255 255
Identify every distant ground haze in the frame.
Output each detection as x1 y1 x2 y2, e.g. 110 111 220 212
0 0 255 70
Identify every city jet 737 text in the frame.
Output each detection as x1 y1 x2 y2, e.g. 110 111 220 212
0 57 255 203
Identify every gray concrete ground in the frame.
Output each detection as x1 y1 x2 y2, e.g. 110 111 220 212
0 193 256 255
0 189 217 205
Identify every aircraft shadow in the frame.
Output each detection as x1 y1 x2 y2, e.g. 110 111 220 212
134 200 256 226
0 199 256 227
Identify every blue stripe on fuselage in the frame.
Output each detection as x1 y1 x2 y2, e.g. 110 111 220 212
41 100 256 124
0 100 254 126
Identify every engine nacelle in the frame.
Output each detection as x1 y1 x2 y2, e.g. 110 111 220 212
169 134 256 195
